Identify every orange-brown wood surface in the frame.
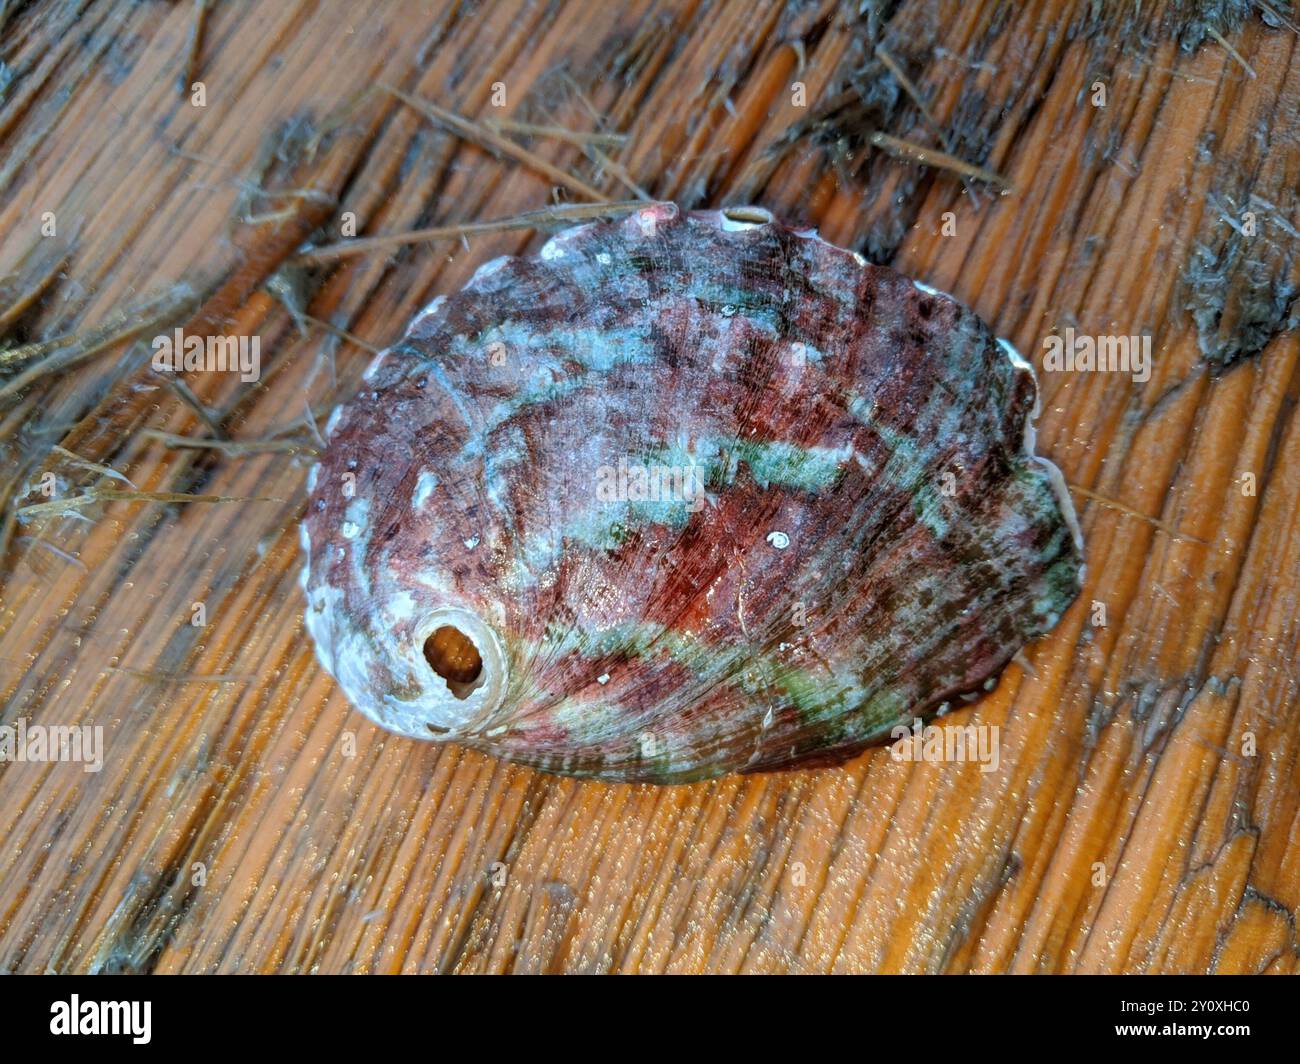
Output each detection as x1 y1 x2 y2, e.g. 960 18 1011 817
0 0 1297 973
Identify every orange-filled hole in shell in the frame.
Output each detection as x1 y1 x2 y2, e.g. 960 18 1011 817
423 625 483 686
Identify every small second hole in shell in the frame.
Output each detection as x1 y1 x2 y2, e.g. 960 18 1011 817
424 625 483 698
722 206 772 226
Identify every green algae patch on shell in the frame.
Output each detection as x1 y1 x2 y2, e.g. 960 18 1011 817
299 202 1084 784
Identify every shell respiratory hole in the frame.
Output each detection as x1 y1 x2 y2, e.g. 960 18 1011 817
299 202 1084 783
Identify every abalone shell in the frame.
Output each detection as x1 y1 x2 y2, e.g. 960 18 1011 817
300 202 1083 783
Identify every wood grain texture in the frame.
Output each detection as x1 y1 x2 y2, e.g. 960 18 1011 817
0 0 1296 973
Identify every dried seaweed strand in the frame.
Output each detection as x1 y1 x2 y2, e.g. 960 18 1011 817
18 488 283 521
1252 0 1300 34
875 45 981 207
1122 51 1221 86
584 145 652 201
296 201 644 263
1205 26 1257 78
141 429 318 456
867 131 1013 191
0 285 197 399
155 372 228 440
1068 484 1208 545
379 83 608 202
51 445 135 487
0 246 73 332
555 75 651 201
301 314 382 353
298 402 327 454
482 119 625 147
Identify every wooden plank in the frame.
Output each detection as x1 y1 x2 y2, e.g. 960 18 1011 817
0 0 1296 973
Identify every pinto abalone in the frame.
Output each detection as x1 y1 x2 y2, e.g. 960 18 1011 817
299 202 1083 783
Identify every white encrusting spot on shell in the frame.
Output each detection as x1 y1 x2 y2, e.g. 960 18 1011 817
412 470 439 508
766 531 790 549
341 498 369 541
387 591 417 622
467 256 511 289
412 294 447 324
324 405 345 438
298 523 311 567
998 335 1035 375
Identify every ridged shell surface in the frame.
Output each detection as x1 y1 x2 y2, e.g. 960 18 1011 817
300 202 1083 783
